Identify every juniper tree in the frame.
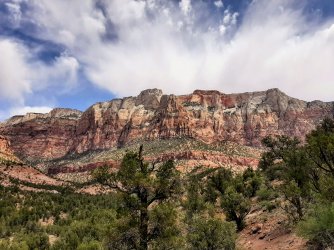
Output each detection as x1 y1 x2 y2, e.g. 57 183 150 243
260 135 313 220
93 145 181 250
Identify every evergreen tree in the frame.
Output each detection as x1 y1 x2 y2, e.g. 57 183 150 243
93 145 181 250
204 168 255 230
260 135 313 220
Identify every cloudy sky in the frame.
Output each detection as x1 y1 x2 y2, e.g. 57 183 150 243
1 0 334 120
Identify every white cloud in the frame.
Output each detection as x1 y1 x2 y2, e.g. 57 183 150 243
29 0 106 49
0 38 79 103
0 40 80 122
33 55 80 91
0 39 31 104
223 11 231 24
9 106 53 117
77 0 334 100
219 24 226 35
231 12 238 25
179 0 192 16
2 0 334 107
214 1 223 8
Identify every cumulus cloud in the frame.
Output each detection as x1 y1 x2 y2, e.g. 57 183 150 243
0 38 79 121
0 39 31 104
33 55 80 91
214 1 224 9
0 38 79 100
20 0 332 101
2 0 334 112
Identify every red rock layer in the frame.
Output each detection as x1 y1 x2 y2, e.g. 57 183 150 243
0 88 333 161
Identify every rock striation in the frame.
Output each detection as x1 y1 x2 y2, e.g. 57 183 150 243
0 88 333 161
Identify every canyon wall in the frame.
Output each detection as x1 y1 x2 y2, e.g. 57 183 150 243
0 88 333 160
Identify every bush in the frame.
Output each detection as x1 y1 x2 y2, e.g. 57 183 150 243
221 187 250 231
298 203 334 249
241 168 262 198
77 240 102 250
149 203 185 250
259 200 277 212
187 216 236 250
256 185 277 201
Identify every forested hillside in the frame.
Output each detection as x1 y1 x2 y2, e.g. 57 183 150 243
1 119 334 249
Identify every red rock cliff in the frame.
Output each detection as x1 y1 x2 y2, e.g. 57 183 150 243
0 88 333 160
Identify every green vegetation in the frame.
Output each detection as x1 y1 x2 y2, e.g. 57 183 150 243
2 118 334 249
298 203 334 249
1 146 244 250
205 167 262 230
182 101 202 107
0 185 118 250
36 137 259 182
260 118 334 248
93 145 182 250
0 157 21 166
187 216 236 250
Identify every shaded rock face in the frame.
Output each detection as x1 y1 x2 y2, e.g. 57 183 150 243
0 109 82 159
0 89 333 160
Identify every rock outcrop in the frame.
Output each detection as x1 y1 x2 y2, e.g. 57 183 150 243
0 135 20 162
0 109 82 159
0 88 333 161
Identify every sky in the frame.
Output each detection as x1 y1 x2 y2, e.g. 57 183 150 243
1 0 334 120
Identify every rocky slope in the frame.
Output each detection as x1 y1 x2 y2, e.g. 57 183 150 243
0 88 333 162
35 138 261 183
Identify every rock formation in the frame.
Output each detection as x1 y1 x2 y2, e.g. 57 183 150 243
0 88 333 161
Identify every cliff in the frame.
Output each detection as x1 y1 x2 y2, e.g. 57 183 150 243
0 88 333 161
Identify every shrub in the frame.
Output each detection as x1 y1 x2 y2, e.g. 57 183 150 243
298 203 334 249
256 185 277 201
187 216 236 250
259 200 277 212
220 187 250 231
77 240 102 250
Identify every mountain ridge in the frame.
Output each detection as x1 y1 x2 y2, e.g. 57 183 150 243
0 88 333 162
0 88 331 126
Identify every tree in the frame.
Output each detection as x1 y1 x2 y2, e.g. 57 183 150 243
241 167 262 198
307 118 334 178
149 203 185 250
220 186 250 231
93 145 181 250
206 168 233 198
302 118 334 202
260 135 313 221
205 168 252 231
183 171 207 219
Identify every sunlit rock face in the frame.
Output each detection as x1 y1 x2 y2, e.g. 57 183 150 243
0 88 333 160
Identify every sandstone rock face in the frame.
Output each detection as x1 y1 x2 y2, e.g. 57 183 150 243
0 109 82 159
0 136 12 155
0 88 333 160
0 136 20 162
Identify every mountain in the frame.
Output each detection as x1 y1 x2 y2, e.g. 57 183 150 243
0 88 333 162
1 88 331 249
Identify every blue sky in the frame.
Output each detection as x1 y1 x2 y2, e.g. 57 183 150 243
1 0 334 120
